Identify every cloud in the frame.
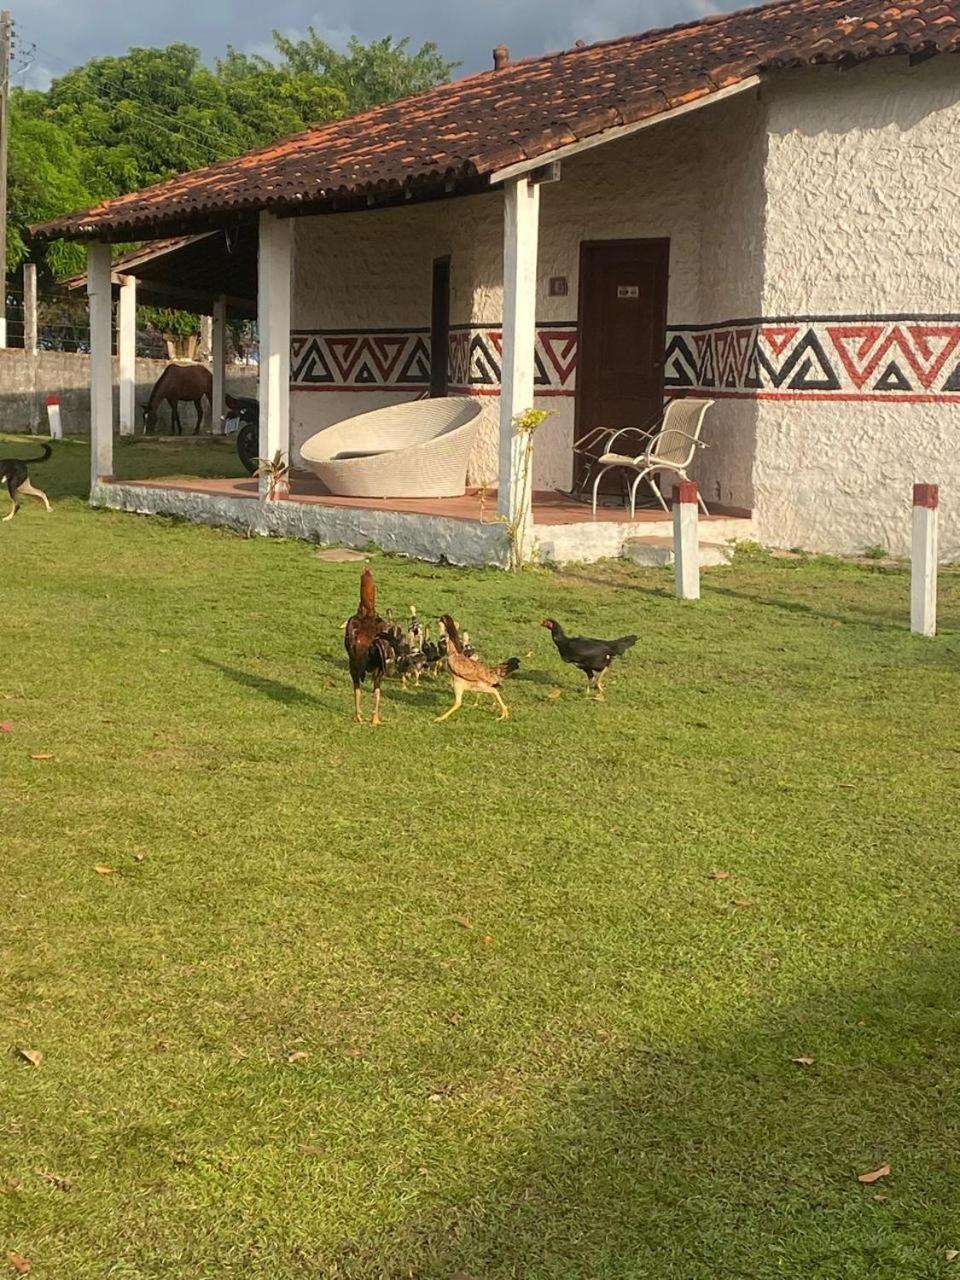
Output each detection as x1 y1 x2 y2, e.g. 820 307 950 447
11 0 744 79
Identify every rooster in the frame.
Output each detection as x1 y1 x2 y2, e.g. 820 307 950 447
435 615 520 723
344 569 394 725
541 618 637 701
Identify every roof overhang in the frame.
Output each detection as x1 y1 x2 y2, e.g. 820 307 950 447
489 76 762 185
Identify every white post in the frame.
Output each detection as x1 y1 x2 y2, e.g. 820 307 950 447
198 314 213 363
673 481 700 600
46 395 62 440
23 262 37 355
211 294 226 435
86 241 114 488
257 212 292 496
911 483 939 637
118 273 137 436
499 176 540 525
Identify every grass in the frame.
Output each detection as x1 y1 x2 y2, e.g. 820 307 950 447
2 434 960 1278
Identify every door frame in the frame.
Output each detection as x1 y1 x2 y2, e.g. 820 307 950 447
573 237 670 490
430 255 451 398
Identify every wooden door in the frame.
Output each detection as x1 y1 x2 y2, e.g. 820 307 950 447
575 239 669 492
430 256 451 397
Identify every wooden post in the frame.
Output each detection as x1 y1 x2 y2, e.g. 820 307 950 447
673 481 700 600
118 274 137 436
86 242 114 487
499 176 540 526
23 262 37 355
211 295 226 435
911 483 939 637
46 395 62 440
257 213 292 496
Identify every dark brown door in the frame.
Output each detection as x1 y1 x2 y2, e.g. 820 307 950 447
430 256 451 397
575 239 669 492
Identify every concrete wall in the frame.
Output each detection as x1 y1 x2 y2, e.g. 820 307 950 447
753 55 960 558
0 348 257 435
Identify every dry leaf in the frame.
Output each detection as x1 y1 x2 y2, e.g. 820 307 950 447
29 754 54 761
732 898 753 910
453 915 474 930
946 1250 959 1262
287 1051 309 1064
707 869 731 881
791 1056 816 1067
0 723 12 734
858 1163 891 1185
872 1193 888 1203
14 1048 42 1068
93 865 117 876
6 1253 31 1275
0 1180 21 1194
133 853 146 863
481 934 493 945
299 1144 324 1157
547 689 563 700
34 1167 72 1193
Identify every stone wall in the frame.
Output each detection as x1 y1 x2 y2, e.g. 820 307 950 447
0 348 257 435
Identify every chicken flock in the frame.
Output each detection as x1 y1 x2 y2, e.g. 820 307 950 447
345 568 636 726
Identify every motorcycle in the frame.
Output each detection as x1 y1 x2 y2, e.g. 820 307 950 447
225 394 260 476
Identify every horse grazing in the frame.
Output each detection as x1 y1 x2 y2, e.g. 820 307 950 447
142 364 212 435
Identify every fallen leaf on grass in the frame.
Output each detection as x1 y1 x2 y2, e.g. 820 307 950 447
791 1057 816 1067
707 869 730 881
0 723 12 734
547 689 563 700
732 898 753 910
452 915 474 930
34 1167 72 1193
0 1180 21 1194
29 754 54 761
287 1051 309 1064
858 1164 891 1185
946 1250 959 1262
133 854 146 863
6 1253 31 1274
14 1049 42 1068
93 866 117 876
872 1193 888 1202
299 1144 324 1157
481 934 494 945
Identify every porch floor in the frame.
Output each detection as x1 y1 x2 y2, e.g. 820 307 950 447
114 473 751 525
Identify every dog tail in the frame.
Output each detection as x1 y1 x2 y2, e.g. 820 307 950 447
26 444 53 466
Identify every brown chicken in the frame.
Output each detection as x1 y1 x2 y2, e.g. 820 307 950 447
435 615 520 723
344 568 393 725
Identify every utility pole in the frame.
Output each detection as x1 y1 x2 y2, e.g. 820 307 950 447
0 11 12 348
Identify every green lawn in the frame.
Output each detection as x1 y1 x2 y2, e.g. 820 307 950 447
2 435 960 1279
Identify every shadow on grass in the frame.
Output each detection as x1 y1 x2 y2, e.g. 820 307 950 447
708 582 910 633
312 941 960 1279
197 657 326 707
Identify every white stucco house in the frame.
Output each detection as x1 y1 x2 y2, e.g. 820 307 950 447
36 0 960 564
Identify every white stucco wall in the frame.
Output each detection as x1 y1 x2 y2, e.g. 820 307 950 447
756 56 960 557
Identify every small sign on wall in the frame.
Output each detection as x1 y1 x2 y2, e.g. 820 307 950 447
549 276 568 297
618 285 640 299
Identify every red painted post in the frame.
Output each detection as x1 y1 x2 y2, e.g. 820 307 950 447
911 483 939 637
673 482 700 600
46 394 62 440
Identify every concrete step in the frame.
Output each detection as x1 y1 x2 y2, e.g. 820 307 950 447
622 535 733 568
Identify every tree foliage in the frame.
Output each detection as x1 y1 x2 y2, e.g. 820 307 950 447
9 31 457 280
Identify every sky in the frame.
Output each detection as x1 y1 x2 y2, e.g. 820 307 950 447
10 0 737 90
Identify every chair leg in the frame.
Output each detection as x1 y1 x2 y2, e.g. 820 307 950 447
592 468 613 516
646 471 669 514
628 470 649 520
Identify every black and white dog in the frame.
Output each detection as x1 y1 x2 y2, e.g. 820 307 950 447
0 443 53 522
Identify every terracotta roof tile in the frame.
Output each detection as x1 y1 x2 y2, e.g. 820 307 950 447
34 0 960 241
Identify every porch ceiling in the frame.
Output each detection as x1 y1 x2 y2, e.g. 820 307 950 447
64 228 258 318
32 0 960 245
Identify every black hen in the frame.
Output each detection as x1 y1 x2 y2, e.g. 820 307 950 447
542 618 636 701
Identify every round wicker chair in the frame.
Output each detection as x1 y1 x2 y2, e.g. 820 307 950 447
299 397 481 498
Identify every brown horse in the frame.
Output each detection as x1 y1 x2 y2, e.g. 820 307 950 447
142 364 212 435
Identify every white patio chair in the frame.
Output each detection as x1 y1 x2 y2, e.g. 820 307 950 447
580 397 715 518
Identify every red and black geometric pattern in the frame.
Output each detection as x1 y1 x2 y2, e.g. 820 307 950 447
291 323 578 395
664 317 960 399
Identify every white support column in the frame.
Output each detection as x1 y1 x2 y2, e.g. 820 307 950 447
86 242 114 487
118 274 137 436
499 176 540 524
23 262 37 355
211 295 226 435
257 212 292 495
911 483 939 637
198 314 213 362
673 481 701 600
